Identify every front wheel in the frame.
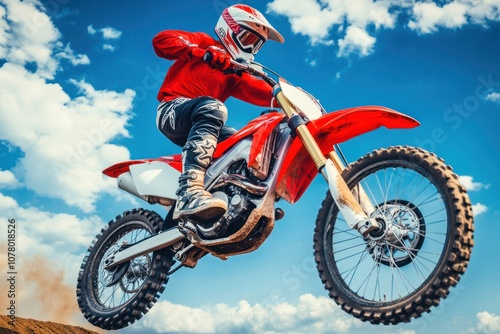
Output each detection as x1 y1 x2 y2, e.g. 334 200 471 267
76 209 174 330
314 146 474 324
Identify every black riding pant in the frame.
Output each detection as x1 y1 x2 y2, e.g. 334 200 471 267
157 96 237 148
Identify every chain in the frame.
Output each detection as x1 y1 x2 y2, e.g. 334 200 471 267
167 262 184 276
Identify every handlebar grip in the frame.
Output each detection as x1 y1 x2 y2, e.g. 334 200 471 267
203 52 213 63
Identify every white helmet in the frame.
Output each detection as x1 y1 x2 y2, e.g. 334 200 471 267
215 4 284 62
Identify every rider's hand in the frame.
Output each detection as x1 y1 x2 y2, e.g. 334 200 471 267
188 46 206 60
205 46 232 71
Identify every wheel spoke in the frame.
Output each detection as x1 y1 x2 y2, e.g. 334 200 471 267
390 232 428 282
94 227 155 308
374 262 382 301
314 147 474 325
335 248 369 262
424 207 447 218
412 180 432 204
344 249 371 284
388 245 417 293
335 242 366 254
339 174 443 297
357 255 379 296
102 283 120 306
425 219 447 226
333 227 361 239
399 169 422 201
333 235 361 245
416 192 441 207
389 249 403 298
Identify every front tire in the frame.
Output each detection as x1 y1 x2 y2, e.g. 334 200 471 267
76 209 174 330
314 146 474 324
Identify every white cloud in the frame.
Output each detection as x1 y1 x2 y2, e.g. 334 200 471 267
462 311 500 334
338 25 376 57
0 63 134 212
267 0 395 56
87 24 96 35
486 92 500 102
0 0 59 78
457 176 489 216
308 58 318 66
0 4 8 58
0 191 17 209
475 311 500 334
459 175 489 191
55 42 90 65
409 1 468 34
0 0 88 79
0 193 102 257
103 43 115 51
87 24 122 39
467 0 500 25
472 203 488 216
87 24 122 52
0 0 135 212
267 0 500 58
0 1 132 330
339 0 396 29
101 26 122 39
136 294 360 334
267 0 340 45
0 169 20 188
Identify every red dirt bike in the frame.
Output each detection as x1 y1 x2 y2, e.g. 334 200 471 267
76 60 474 330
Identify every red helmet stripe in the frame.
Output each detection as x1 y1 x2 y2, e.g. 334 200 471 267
234 4 259 17
222 9 241 34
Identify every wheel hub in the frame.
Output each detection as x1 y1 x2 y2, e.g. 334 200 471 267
119 254 151 293
367 200 425 267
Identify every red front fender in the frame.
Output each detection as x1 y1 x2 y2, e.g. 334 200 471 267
276 106 420 203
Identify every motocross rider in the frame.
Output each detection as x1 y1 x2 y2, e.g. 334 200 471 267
153 4 284 221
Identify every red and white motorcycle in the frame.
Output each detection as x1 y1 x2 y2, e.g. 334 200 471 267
76 60 474 330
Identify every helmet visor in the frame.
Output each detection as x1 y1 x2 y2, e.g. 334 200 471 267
234 28 265 54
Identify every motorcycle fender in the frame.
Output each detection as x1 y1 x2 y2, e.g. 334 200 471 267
276 106 420 203
103 155 182 200
103 155 182 178
128 161 180 199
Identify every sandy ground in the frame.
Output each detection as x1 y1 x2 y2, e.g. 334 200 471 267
0 315 99 334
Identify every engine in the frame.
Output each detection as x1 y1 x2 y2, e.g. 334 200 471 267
196 160 265 239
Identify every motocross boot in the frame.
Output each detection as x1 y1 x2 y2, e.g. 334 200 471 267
173 137 227 221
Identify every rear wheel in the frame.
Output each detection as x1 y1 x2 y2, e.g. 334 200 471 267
76 209 174 330
314 146 474 324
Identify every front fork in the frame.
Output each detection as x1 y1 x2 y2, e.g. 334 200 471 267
275 91 378 236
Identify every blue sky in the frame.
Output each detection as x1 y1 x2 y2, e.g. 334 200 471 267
0 0 499 333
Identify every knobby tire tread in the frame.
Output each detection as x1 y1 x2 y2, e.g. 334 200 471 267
313 146 474 325
76 208 173 330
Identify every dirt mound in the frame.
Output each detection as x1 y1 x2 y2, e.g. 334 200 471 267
0 315 99 334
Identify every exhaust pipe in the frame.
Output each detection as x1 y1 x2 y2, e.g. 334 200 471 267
212 174 267 195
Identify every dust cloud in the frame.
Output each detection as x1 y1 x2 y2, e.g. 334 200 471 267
0 245 103 333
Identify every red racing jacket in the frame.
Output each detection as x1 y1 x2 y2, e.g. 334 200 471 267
153 30 275 107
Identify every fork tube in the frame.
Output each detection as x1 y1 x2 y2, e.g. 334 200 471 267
276 91 378 236
327 151 376 215
275 91 326 170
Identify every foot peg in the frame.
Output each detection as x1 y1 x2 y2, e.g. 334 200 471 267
178 220 201 244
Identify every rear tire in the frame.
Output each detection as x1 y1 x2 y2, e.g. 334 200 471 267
76 209 174 330
314 146 474 324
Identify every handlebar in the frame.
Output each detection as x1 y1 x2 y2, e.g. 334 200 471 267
203 51 275 86
202 50 327 115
